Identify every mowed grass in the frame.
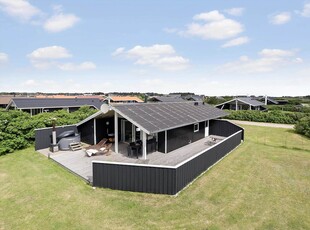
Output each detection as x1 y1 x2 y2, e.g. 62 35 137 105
0 125 309 229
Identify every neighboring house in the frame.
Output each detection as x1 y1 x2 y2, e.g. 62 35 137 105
168 93 182 98
256 96 289 105
253 96 288 105
0 95 13 108
35 101 244 194
35 95 77 99
215 97 266 111
6 97 103 115
276 100 289 105
104 96 144 104
35 94 105 100
148 96 185 103
185 95 205 101
263 97 279 105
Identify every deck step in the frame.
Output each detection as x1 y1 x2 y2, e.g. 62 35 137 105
69 142 82 151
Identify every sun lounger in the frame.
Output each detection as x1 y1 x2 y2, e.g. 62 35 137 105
85 138 107 151
85 142 113 157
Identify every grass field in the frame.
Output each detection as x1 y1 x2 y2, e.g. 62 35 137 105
1 125 309 229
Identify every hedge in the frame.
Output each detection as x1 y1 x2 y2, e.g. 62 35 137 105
267 104 310 113
294 117 310 138
0 106 96 155
225 110 309 124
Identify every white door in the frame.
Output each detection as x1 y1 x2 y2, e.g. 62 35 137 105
205 120 209 137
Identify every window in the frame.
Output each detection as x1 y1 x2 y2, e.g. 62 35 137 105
194 123 199 132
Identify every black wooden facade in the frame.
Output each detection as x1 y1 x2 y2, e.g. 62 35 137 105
157 121 206 153
77 119 95 145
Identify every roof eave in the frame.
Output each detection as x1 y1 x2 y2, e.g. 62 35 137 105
112 107 151 135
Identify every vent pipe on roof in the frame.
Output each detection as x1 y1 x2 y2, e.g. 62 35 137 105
265 95 267 105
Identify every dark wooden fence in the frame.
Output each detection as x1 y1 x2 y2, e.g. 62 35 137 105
34 125 77 150
93 163 177 195
210 119 244 140
175 131 242 192
92 120 244 195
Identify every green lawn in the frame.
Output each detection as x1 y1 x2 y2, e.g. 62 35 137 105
1 125 309 229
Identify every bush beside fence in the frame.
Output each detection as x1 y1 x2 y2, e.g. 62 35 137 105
0 107 96 155
225 110 309 124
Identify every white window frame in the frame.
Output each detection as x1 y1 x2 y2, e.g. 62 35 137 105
194 123 199 132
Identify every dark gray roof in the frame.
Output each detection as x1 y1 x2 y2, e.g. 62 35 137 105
215 97 265 108
237 97 265 106
149 96 185 103
257 97 278 105
185 95 204 101
113 102 227 134
8 98 103 109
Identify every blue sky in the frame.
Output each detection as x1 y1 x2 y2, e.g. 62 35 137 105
0 0 309 96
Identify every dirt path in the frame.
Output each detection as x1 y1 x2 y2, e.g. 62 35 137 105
226 119 294 129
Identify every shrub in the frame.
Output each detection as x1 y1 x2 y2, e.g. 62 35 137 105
0 106 96 155
205 96 233 105
294 117 310 138
267 105 310 113
225 110 309 124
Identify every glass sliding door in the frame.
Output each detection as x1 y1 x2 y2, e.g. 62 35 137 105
121 120 133 143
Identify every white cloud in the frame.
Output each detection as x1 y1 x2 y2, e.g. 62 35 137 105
51 4 63 13
193 10 225 21
270 12 291 25
112 44 189 71
28 46 72 60
294 57 303 63
112 47 125 56
0 52 8 63
259 49 295 57
224 8 244 16
300 3 310 17
218 48 301 74
28 46 95 71
163 28 178 33
0 0 41 21
44 13 80 32
24 79 38 86
222 36 249 48
0 2 79 33
183 10 244 40
58 62 96 71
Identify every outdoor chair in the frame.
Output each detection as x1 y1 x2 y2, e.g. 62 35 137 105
85 142 112 157
127 142 136 157
85 138 107 151
127 142 141 158
101 143 112 156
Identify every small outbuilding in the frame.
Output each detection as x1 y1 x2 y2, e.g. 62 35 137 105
6 97 103 115
147 96 185 103
215 97 266 111
0 95 13 108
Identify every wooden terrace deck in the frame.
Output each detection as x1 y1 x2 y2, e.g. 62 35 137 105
38 135 225 183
